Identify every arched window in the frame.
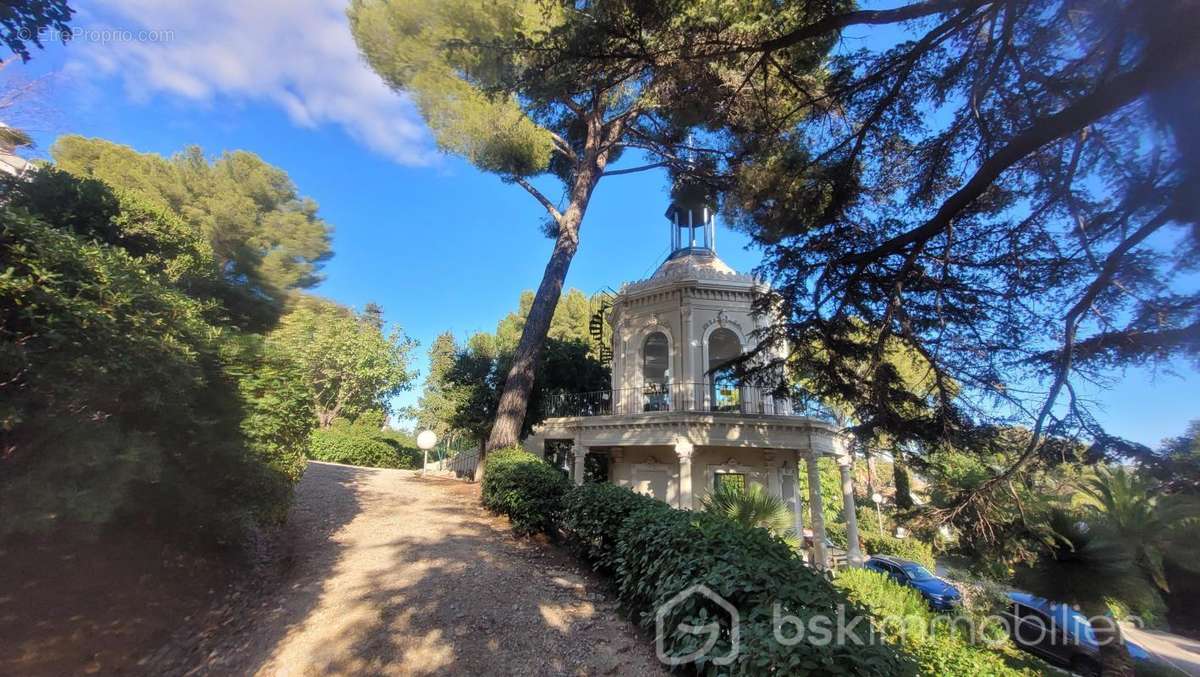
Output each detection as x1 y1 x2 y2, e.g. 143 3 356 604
707 328 741 411
642 332 670 411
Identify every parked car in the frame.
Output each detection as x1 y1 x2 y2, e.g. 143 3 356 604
864 555 962 610
1003 591 1153 676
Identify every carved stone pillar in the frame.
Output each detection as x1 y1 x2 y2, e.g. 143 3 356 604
675 437 695 510
837 442 864 567
573 447 589 486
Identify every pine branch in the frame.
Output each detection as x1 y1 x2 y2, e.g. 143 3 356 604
510 176 563 223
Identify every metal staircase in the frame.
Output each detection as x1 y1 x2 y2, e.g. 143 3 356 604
589 290 616 367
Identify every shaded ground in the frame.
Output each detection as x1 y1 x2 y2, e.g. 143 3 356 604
0 528 233 675
163 461 666 676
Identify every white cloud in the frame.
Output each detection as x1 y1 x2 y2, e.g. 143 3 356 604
70 0 435 165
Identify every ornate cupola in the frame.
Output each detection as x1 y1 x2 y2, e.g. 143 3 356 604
606 199 773 412
653 183 735 280
665 192 717 256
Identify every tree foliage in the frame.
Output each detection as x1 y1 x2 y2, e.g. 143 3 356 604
418 288 610 446
267 296 415 429
557 0 1200 538
413 331 460 438
51 136 333 323
349 0 840 452
1 0 73 61
0 167 312 542
1077 465 1200 594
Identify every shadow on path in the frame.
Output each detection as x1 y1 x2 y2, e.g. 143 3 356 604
187 462 663 676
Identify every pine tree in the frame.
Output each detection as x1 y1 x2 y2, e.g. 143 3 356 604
348 0 837 458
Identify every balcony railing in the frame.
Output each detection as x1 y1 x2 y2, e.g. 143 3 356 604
543 382 836 421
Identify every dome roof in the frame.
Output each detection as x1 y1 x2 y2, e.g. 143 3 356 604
650 247 736 280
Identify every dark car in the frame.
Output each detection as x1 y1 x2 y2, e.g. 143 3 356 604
1004 592 1153 676
864 555 962 611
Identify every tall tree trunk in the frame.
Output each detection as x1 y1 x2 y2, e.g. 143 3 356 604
480 129 612 474
482 208 583 455
893 447 913 510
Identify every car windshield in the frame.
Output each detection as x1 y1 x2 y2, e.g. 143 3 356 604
901 564 935 581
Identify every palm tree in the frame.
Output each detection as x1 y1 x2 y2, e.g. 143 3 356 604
700 482 797 547
1016 509 1153 677
1078 464 1200 592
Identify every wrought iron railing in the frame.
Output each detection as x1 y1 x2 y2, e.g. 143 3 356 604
543 382 836 420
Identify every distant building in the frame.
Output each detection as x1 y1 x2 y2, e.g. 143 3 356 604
525 197 865 569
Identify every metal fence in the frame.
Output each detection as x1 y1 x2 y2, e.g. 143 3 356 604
423 440 481 479
543 382 836 420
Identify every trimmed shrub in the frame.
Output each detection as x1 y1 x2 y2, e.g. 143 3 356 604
309 429 411 469
480 448 569 535
563 483 910 675
862 533 936 570
561 482 667 572
375 437 424 469
835 568 1034 677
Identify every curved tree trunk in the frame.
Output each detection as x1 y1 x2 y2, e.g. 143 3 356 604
479 127 614 476
482 206 584 455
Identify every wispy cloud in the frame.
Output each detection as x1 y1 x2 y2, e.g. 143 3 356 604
69 0 435 165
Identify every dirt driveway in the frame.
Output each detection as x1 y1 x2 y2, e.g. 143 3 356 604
175 461 664 676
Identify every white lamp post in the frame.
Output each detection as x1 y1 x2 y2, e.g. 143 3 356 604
417 430 437 477
871 492 885 536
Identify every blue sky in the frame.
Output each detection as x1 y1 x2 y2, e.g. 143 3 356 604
7 1 1194 447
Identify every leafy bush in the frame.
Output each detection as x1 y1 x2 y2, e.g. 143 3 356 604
562 483 909 674
835 568 1033 676
480 448 569 535
825 522 849 549
836 568 935 633
904 635 1032 676
561 482 666 572
0 179 311 543
308 414 422 470
309 430 411 468
863 533 936 570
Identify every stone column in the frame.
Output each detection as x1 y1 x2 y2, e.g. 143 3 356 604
837 451 865 567
764 451 781 498
610 448 625 488
573 447 589 486
806 451 829 570
675 438 695 510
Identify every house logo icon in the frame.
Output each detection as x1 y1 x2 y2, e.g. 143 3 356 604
654 583 740 666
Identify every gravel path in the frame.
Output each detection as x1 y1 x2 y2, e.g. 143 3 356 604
183 461 665 676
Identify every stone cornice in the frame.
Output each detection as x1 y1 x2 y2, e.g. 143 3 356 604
541 411 838 435
619 268 764 299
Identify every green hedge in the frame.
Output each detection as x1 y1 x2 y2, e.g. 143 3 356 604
862 533 936 570
480 448 569 535
561 482 664 572
565 483 909 675
835 568 1034 676
309 429 419 469
488 460 1042 674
